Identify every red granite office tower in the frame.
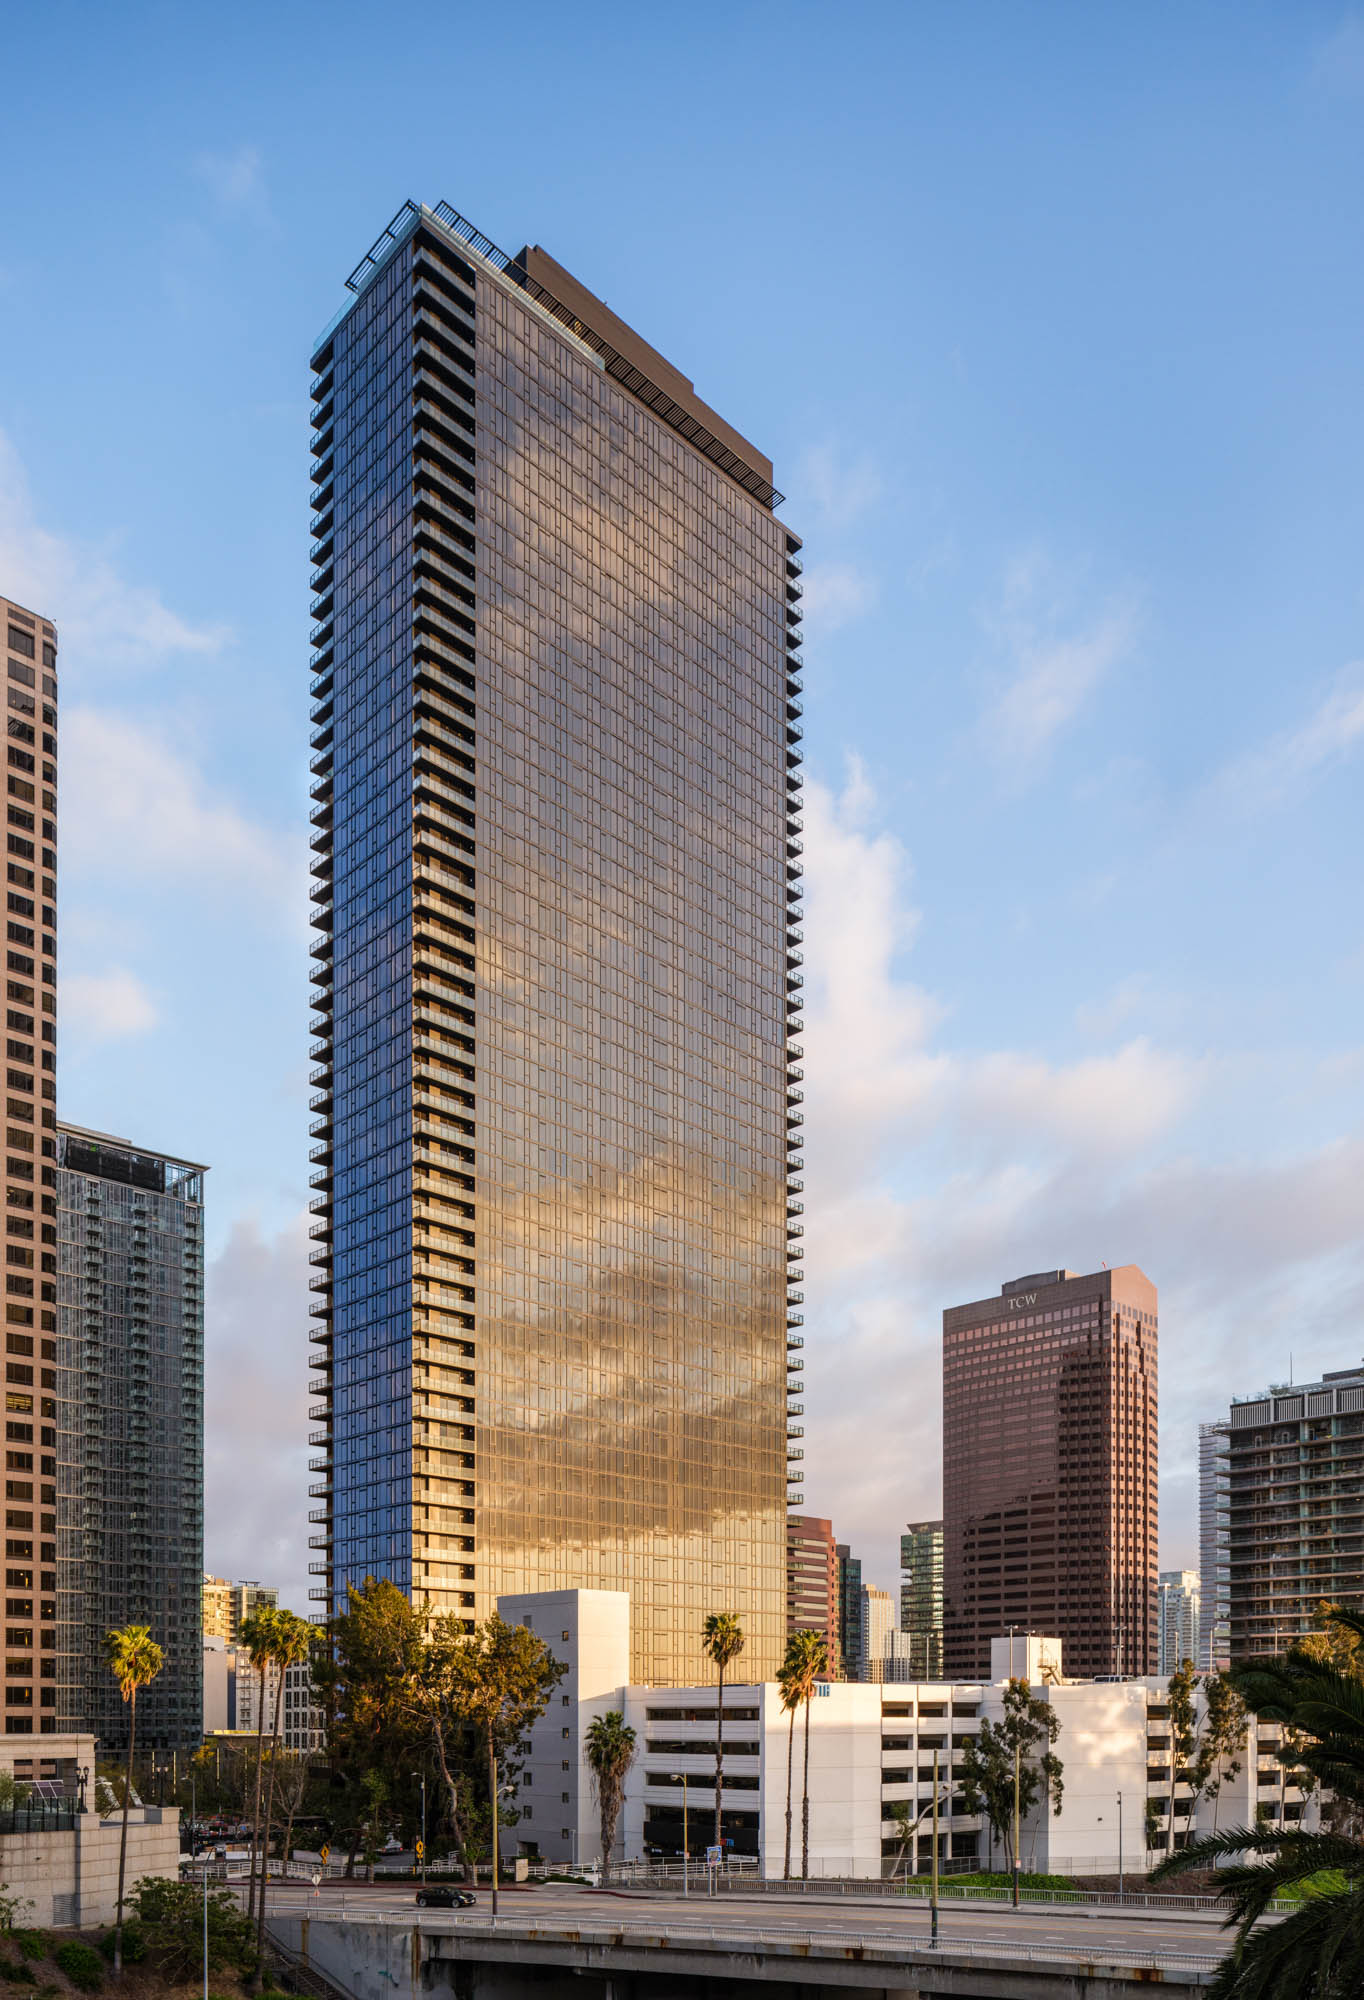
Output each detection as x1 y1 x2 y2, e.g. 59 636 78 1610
942 1266 1158 1679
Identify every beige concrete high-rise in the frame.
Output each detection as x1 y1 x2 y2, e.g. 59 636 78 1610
306 203 804 1684
0 595 58 1735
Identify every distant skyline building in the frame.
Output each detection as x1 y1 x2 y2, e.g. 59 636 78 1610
306 201 802 1683
785 1515 838 1667
860 1583 896 1681
1219 1363 1364 1658
0 594 58 1736
56 1123 206 1747
835 1542 863 1681
1157 1569 1200 1676
1198 1421 1231 1669
943 1266 1158 1679
900 1519 944 1680
202 1575 278 1647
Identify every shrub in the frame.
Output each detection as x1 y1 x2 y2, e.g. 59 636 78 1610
10 1940 44 1966
123 1879 254 1982
52 1944 101 1993
96 1926 145 1967
0 1963 36 1984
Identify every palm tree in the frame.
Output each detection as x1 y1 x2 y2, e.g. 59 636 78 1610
585 1711 637 1885
1151 1604 1364 1997
104 1624 164 1978
785 1629 829 1879
240 1605 280 1924
701 1614 745 1854
255 1609 312 1979
776 1645 803 1880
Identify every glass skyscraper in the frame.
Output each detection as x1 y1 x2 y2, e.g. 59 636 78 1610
55 1123 205 1747
307 202 803 1683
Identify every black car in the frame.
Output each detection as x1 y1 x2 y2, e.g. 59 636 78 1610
415 1887 476 1909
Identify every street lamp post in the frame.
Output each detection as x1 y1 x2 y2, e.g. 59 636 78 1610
1011 1736 1021 1909
673 1773 689 1897
1117 1790 1124 1897
412 1773 427 1887
200 1851 210 2000
930 1750 940 1948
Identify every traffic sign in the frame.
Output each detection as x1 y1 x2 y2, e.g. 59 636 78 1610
414 1840 424 1859
320 1844 331 1864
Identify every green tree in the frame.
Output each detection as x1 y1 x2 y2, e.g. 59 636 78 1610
403 1612 480 1878
700 1614 745 1854
1151 1604 1364 1997
103 1624 164 1978
447 1615 565 1915
776 1648 802 1880
239 1605 280 1922
254 1608 312 1980
313 1578 429 1874
125 1876 255 1982
584 1712 636 1885
781 1630 828 1879
1197 1672 1250 1836
1165 1659 1201 1855
957 1678 1062 1872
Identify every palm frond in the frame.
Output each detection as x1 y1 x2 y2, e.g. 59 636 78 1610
1202 1886 1364 2000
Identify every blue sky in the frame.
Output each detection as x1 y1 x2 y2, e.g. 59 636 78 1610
2 2 1362 1614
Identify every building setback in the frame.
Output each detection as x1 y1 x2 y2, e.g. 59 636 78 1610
785 1515 838 1666
0 595 59 1737
942 1266 1158 1679
55 1124 205 1747
1223 1363 1364 1659
306 202 803 1684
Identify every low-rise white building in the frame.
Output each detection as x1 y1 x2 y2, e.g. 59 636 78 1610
499 1593 1311 1878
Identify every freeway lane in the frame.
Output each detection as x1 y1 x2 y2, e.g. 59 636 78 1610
262 1880 1237 1963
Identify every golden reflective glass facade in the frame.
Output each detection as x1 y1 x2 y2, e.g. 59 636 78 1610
308 205 802 1684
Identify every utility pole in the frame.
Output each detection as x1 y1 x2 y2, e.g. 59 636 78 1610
674 1772 689 1897
1012 1734 1021 1909
930 1749 940 1948
1118 1790 1124 1897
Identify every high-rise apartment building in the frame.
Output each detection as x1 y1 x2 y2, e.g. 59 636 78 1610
943 1266 1158 1679
202 1575 278 1646
1220 1363 1364 1659
835 1543 863 1680
55 1124 206 1747
900 1519 944 1679
1157 1569 1200 1676
785 1515 838 1666
0 595 58 1736
1198 1420 1231 1669
306 201 803 1684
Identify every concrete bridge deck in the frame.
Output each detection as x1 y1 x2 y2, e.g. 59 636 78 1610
269 1904 1221 1999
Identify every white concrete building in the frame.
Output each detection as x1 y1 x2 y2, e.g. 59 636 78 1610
500 1593 1311 1878
1158 1570 1201 1677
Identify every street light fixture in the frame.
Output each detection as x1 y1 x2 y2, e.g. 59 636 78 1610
672 1773 689 1897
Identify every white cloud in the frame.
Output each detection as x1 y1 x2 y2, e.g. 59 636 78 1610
62 706 303 909
798 443 884 528
978 552 1135 764
193 144 268 214
62 968 159 1042
0 431 227 671
794 766 1361 1595
1311 16 1364 93
1209 664 1364 806
204 1215 312 1614
799 561 878 634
